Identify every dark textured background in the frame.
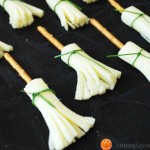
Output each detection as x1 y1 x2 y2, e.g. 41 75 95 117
0 0 150 150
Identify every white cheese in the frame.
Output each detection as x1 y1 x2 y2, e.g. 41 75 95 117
119 41 150 81
121 6 150 43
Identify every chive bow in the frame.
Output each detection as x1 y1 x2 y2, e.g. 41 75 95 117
54 49 110 72
55 49 83 66
22 88 55 107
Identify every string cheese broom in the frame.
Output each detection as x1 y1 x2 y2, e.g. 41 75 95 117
45 0 89 31
45 0 99 30
90 18 150 81
37 26 121 100
108 0 150 43
1 41 95 150
0 0 44 29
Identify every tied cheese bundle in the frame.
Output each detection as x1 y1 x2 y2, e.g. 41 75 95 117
1 42 95 150
0 0 44 29
118 41 150 81
46 0 89 31
83 0 97 4
0 41 13 58
61 43 121 100
108 0 150 43
24 78 95 150
121 6 150 43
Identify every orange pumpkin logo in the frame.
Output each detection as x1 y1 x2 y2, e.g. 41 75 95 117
100 138 112 150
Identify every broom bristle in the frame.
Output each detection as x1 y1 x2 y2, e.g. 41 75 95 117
0 1 44 29
0 41 13 58
46 0 89 31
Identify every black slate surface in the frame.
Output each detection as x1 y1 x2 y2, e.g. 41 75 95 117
0 0 150 150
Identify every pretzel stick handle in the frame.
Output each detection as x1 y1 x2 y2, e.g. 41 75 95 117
4 53 32 83
37 26 64 51
90 18 124 49
108 0 124 13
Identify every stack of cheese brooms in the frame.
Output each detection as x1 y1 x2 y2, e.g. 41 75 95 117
42 0 150 82
1 0 150 149
90 0 150 81
0 42 95 149
90 18 150 81
0 0 96 29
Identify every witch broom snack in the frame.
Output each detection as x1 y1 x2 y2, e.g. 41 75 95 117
37 26 121 100
45 0 89 31
108 0 150 43
90 19 150 82
1 41 95 150
0 0 44 29
45 0 101 30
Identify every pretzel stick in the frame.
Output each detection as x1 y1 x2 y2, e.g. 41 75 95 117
37 26 64 51
108 0 124 13
90 18 124 49
38 21 124 51
4 53 32 83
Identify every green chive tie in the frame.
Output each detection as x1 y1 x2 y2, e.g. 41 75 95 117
107 48 150 67
115 9 150 28
22 88 55 107
54 49 83 66
54 49 110 72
